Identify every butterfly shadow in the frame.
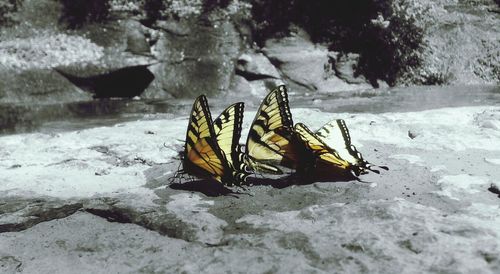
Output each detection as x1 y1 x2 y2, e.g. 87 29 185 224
247 170 361 189
169 179 241 197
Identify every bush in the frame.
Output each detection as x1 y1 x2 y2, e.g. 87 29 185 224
357 14 424 86
142 0 207 24
203 0 232 12
250 0 424 86
59 0 111 29
0 0 21 26
251 0 298 43
143 0 167 24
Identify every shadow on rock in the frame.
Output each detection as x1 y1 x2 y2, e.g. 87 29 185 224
247 171 358 189
169 180 238 197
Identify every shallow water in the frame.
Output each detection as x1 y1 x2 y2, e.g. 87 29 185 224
1 85 498 135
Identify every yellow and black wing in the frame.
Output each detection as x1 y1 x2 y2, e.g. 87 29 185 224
315 119 388 175
245 85 301 174
182 95 240 186
294 123 351 172
213 102 251 183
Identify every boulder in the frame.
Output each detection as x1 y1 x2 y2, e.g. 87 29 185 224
263 34 326 92
145 13 242 99
394 0 500 85
124 19 153 56
236 51 281 80
228 51 284 97
0 68 91 105
328 52 369 85
229 75 284 98
263 32 371 93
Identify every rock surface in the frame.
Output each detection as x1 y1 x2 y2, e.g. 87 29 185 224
145 12 242 99
399 0 500 84
1 90 500 273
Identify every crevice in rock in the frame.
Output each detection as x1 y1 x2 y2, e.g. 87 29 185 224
83 204 196 242
0 198 196 243
0 202 83 233
235 69 279 81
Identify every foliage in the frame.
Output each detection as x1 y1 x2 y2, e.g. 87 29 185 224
0 32 103 70
250 0 297 43
250 0 425 86
203 0 232 12
59 0 111 29
142 0 206 23
112 0 235 24
143 0 166 24
357 14 424 86
0 0 21 26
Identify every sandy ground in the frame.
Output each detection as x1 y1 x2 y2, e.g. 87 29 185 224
1 103 500 273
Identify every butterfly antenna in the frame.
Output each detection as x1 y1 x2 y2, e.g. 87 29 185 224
377 165 389 171
353 175 371 184
367 166 381 174
365 163 388 174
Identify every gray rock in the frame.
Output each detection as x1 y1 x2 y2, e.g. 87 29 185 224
145 14 242 99
328 52 369 85
229 75 284 98
263 33 371 93
0 68 91 105
236 51 281 80
156 20 191 36
263 34 326 91
124 20 152 56
398 0 500 85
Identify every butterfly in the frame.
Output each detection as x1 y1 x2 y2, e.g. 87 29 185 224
245 85 303 174
179 95 249 186
213 102 251 178
315 119 388 175
294 122 352 177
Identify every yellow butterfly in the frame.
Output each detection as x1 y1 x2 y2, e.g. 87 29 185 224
180 95 248 186
294 122 352 177
315 119 388 175
213 102 251 178
245 85 303 174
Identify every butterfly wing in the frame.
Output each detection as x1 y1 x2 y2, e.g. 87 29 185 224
294 123 351 170
315 119 387 175
246 85 300 174
183 95 236 185
213 102 250 183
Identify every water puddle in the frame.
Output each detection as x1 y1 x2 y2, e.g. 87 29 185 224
1 85 498 135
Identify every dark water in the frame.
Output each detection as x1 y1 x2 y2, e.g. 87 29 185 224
1 85 498 135
290 85 500 113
